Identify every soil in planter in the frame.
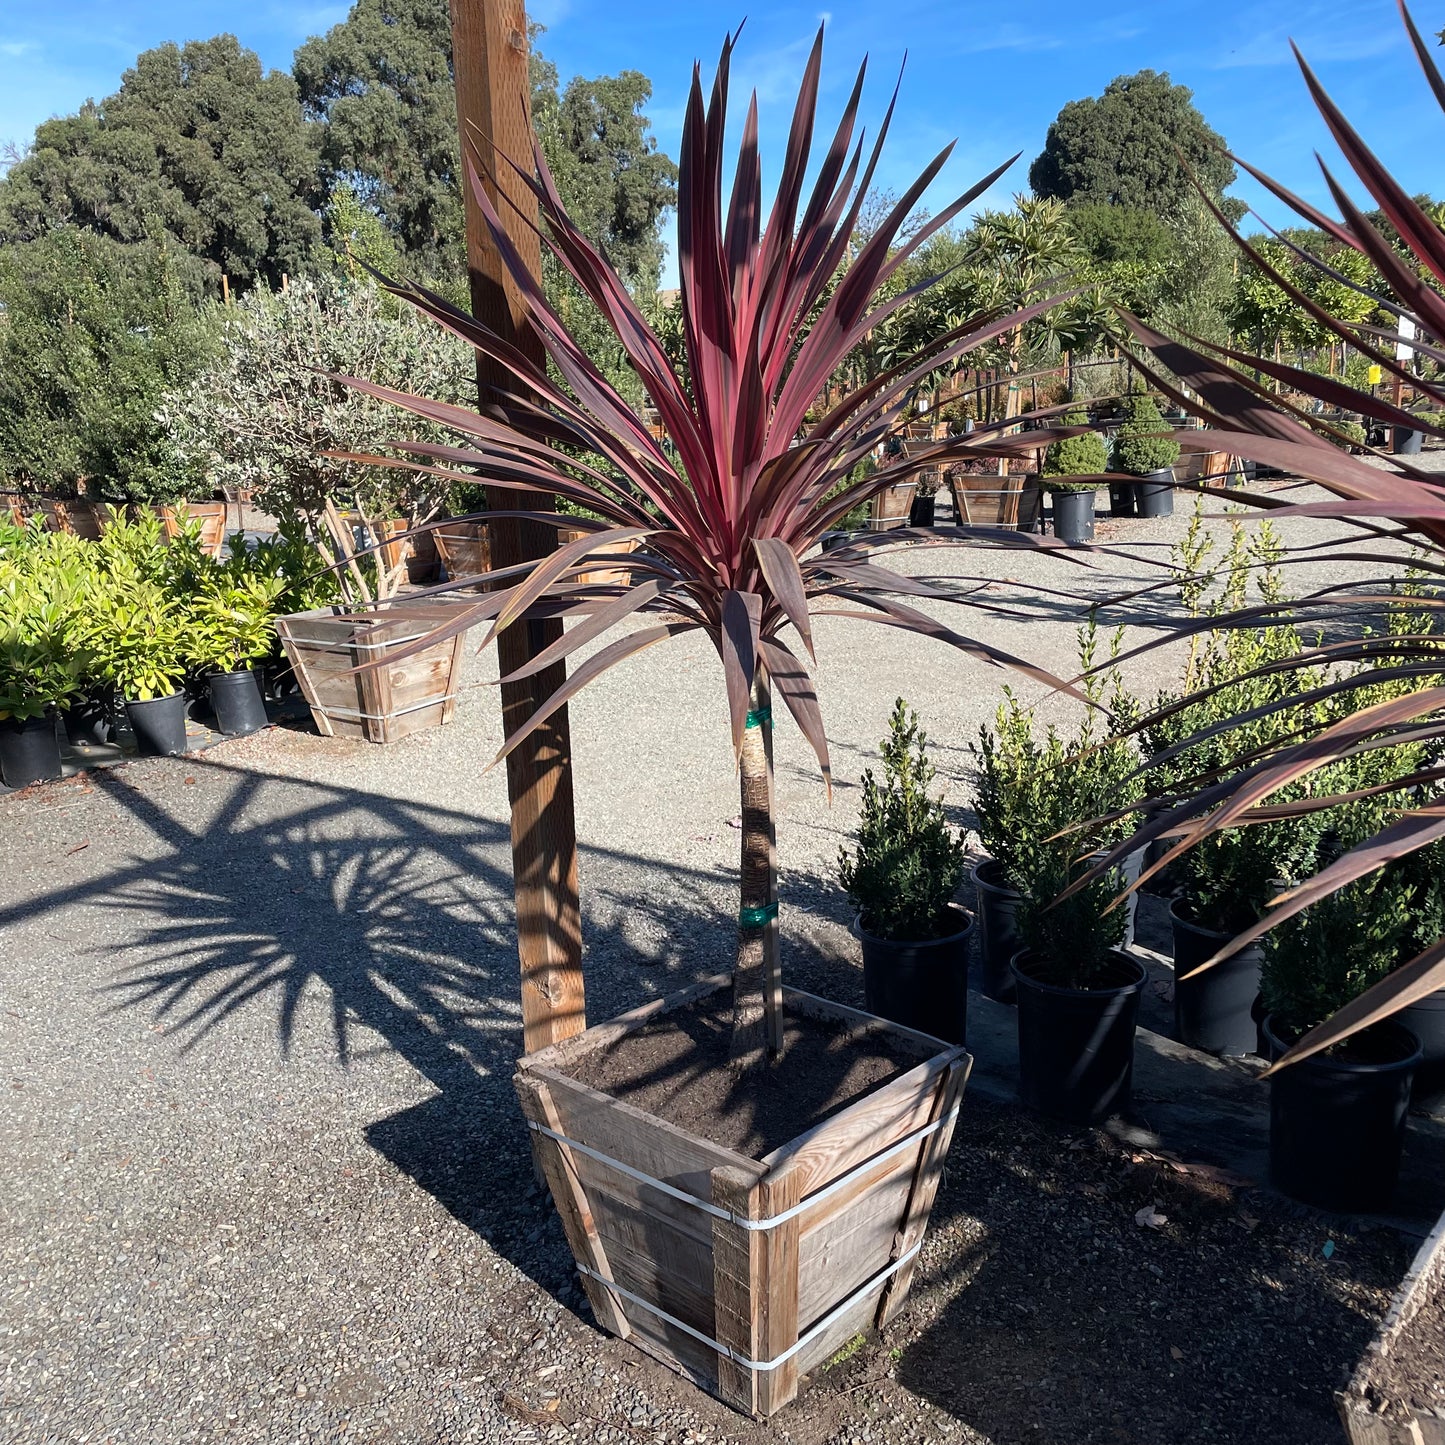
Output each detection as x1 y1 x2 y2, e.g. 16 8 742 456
1358 1283 1445 1426
563 998 917 1157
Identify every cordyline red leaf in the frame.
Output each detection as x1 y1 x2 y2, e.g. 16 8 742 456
336 28 1090 770
1105 1 1445 1072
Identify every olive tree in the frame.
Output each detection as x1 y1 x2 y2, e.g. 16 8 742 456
162 274 470 602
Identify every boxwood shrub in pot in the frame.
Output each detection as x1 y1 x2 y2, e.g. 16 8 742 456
1112 393 1180 518
1141 519 1327 1054
840 700 971 1043
1261 834 1425 1214
1041 413 1106 543
971 622 1143 1054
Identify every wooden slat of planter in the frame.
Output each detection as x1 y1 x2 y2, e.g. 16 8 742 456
795 1158 917 1326
514 1072 630 1339
527 1064 764 1202
761 1049 963 1197
1340 1205 1445 1445
784 986 952 1060
711 1163 806 1416
877 1055 969 1328
434 524 492 588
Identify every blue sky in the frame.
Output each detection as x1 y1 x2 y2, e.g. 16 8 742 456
0 0 1437 279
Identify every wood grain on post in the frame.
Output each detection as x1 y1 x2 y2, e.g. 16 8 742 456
450 0 585 1053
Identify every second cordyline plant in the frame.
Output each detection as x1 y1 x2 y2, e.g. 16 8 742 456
339 28 1101 1064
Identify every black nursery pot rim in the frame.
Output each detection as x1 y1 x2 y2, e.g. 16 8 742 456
1262 1014 1423 1074
1010 948 1146 998
851 900 973 948
971 857 1022 897
1168 896 1245 939
125 690 184 705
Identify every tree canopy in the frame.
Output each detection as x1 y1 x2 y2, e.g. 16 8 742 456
1029 71 1235 216
295 2 676 291
0 35 322 290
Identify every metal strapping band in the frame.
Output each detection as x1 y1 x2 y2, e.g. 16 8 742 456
526 1104 958 1233
278 630 434 651
575 1242 922 1373
320 694 457 723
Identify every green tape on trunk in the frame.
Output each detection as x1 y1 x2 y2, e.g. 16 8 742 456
738 900 779 929
744 706 773 729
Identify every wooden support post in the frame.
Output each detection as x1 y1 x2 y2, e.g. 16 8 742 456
451 0 585 1054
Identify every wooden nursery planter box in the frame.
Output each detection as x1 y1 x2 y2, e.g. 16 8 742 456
433 522 492 588
274 603 468 744
1340 1206 1445 1444
515 976 969 1418
950 473 1042 530
558 526 644 585
159 502 227 557
870 481 916 530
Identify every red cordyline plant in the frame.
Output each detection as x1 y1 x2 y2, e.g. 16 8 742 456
335 29 1099 1062
1078 0 1445 1073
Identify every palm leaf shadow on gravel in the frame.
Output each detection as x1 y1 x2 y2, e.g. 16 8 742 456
65 759 871 1310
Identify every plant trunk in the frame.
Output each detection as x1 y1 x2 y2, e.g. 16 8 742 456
730 666 782 1067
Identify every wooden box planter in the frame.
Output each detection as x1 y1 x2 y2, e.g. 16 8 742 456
274 603 468 744
515 976 969 1418
950 473 1043 531
159 502 227 557
558 526 644 585
1340 1207 1445 1444
433 522 492 587
38 498 105 539
870 481 916 531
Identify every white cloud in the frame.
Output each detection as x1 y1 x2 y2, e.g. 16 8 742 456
0 41 37 58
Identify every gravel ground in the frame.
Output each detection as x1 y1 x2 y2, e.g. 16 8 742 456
0 483 1435 1444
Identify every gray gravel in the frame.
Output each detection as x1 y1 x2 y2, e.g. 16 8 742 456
0 481 1431 1444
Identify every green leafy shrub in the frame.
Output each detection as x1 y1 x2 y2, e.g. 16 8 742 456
971 622 1142 985
1330 420 1366 450
80 584 190 701
0 229 218 503
1112 392 1181 476
187 578 283 674
839 699 968 941
1143 517 1330 931
1042 410 1108 492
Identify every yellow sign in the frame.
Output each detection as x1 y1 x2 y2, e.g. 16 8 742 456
1367 363 1383 386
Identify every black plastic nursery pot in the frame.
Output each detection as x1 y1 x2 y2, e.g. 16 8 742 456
1108 481 1138 518
853 902 973 1045
1398 988 1445 1108
64 691 116 747
1263 1016 1421 1213
908 492 937 527
0 710 63 789
972 858 1023 1003
1011 949 1147 1125
209 669 269 737
125 692 189 757
1170 901 1264 1058
1133 469 1175 518
1050 488 1096 543
1394 425 1425 455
